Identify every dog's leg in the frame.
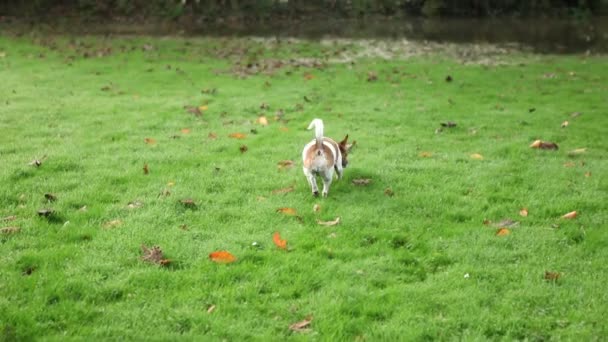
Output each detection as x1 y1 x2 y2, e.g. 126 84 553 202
303 168 319 196
334 164 344 180
321 169 334 197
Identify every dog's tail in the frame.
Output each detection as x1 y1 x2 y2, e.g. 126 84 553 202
308 118 324 151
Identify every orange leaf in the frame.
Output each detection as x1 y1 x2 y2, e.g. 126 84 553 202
496 228 511 236
562 211 577 219
229 132 246 139
277 207 297 216
303 73 314 80
209 251 237 263
519 208 528 217
273 232 287 250
181 128 191 134
144 138 157 145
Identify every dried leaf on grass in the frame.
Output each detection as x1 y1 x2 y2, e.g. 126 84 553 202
144 138 157 145
273 232 287 250
272 186 294 195
496 228 511 236
184 105 202 116
352 178 371 186
470 153 484 160
181 128 191 134
229 132 247 139
208 132 218 140
1 215 17 222
568 148 587 156
544 271 561 281
440 121 457 127
143 163 149 175
44 193 57 202
207 305 216 314
180 199 197 208
37 209 54 217
239 145 248 153
530 140 558 150
313 204 321 212
317 217 340 226
256 116 269 126
289 316 313 332
562 211 577 219
209 251 237 264
561 121 569 128
384 188 395 197
418 151 433 158
103 219 122 228
277 160 294 170
141 244 171 266
1 227 21 234
277 207 297 216
493 219 519 228
519 208 528 217
127 201 143 209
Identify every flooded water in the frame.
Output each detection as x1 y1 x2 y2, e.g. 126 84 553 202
194 16 608 53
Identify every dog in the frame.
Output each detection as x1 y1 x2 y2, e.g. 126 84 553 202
302 118 351 197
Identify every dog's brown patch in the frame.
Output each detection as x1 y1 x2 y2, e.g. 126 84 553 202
304 143 335 169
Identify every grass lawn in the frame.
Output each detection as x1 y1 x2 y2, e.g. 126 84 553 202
1 32 607 340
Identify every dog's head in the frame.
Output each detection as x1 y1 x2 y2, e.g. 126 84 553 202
338 135 355 168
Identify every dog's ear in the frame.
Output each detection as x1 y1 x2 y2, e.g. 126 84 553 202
339 134 349 146
346 140 356 153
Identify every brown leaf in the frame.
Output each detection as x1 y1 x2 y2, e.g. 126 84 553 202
496 228 511 236
519 208 528 217
483 219 491 225
289 316 313 332
418 151 432 158
228 132 246 139
584 172 591 177
1 215 17 222
272 186 294 195
239 145 248 153
561 211 577 219
303 73 314 80
208 132 217 140
143 163 149 175
563 161 576 168
141 244 171 266
277 207 297 216
180 199 197 208
103 219 122 228
445 75 453 82
544 271 561 281
384 188 394 197
277 160 294 170
352 178 371 186
530 140 558 150
367 71 378 82
313 204 321 212
1 227 20 234
184 105 202 116
260 103 270 110
317 217 340 226
144 138 157 145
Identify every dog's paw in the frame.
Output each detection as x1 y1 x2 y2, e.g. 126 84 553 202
322 192 328 198
313 191 319 197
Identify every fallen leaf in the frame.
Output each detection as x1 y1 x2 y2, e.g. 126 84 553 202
561 121 569 128
544 271 561 281
445 75 453 82
228 132 246 139
256 116 269 126
419 151 432 158
493 219 519 228
78 206 88 212
198 105 209 111
584 172 591 177
440 121 457 127
313 204 321 212
208 132 217 140
207 305 216 314
143 163 149 175
519 208 528 217
530 140 558 150
144 138 157 145
352 178 371 185
103 219 122 228
483 219 491 225
1 215 17 222
37 209 54 217
571 112 582 118
470 153 484 160
496 228 511 236
273 232 287 250
0 227 20 234
303 73 314 80
127 201 143 209
180 199 197 208
272 186 294 195
181 128 191 134
317 217 341 226
562 211 577 219
367 71 378 82
384 188 395 197
239 145 248 153
260 103 270 110
277 160 294 170
277 207 297 216
141 244 171 266
279 127 289 132
563 161 575 167
209 251 237 264
568 148 587 156
184 106 202 116
289 316 313 332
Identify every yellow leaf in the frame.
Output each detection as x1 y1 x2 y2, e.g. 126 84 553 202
228 132 246 139
496 228 511 236
256 116 269 126
317 217 340 226
198 105 209 111
470 153 484 160
519 208 528 217
144 138 157 145
561 120 569 128
419 151 432 158
561 211 577 219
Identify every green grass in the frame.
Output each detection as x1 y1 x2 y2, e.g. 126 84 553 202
1 33 607 340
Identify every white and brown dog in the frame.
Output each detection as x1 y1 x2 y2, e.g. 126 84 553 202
302 118 351 197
